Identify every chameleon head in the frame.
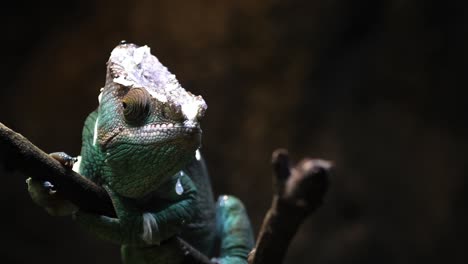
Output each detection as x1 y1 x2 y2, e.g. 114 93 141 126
95 43 207 198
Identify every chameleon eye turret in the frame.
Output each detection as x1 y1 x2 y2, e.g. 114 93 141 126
122 88 152 125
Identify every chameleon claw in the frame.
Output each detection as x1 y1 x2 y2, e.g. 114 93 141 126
43 181 57 195
43 181 54 189
49 152 77 169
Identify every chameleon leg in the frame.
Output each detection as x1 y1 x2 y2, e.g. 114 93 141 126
215 195 254 264
74 174 198 247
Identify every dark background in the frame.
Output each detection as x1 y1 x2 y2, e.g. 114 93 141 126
1 0 467 263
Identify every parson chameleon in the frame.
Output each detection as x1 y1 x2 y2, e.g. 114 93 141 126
27 42 254 264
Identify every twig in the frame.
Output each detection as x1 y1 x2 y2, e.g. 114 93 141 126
248 149 331 264
0 122 214 264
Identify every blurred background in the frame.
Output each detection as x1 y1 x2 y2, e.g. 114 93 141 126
1 0 468 263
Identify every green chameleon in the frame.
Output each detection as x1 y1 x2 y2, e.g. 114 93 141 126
27 42 254 264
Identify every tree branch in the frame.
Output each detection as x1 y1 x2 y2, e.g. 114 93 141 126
248 149 331 264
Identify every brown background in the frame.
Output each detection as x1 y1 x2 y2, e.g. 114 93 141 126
1 1 467 263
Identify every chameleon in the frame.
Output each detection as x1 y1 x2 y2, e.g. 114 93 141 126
27 42 254 264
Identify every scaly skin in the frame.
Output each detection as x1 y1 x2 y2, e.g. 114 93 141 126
28 42 254 264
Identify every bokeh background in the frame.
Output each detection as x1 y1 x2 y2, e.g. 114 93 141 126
1 0 467 263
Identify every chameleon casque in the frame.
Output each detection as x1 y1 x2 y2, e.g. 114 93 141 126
27 42 254 264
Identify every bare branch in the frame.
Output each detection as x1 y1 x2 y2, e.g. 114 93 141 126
248 149 331 264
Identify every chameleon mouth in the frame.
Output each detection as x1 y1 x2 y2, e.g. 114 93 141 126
102 122 202 149
140 122 200 131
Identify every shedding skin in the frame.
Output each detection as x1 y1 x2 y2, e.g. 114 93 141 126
92 117 99 146
141 212 159 244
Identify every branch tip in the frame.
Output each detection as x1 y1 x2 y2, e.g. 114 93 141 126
272 148 291 184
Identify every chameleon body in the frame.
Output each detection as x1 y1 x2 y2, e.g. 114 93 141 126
27 43 254 264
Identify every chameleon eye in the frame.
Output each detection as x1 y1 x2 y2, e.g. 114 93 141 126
122 88 151 125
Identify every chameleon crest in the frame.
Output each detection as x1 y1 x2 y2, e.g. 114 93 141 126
106 43 207 121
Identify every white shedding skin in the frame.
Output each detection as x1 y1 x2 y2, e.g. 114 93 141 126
92 117 99 146
98 92 103 103
195 149 201 161
141 212 159 245
72 156 82 173
113 76 134 87
107 43 207 118
164 75 180 92
175 176 184 195
181 101 199 121
219 195 230 207
147 89 168 102
133 45 150 64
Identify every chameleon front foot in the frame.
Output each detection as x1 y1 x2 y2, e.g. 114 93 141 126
26 152 79 216
26 177 78 216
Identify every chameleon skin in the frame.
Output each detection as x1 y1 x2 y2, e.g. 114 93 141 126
33 43 254 264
